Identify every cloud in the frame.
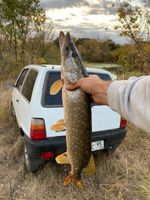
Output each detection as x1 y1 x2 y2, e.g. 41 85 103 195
69 13 77 17
41 0 127 44
51 19 126 44
40 0 117 16
54 19 65 22
84 1 118 16
40 0 89 9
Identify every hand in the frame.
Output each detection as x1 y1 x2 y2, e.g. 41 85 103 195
66 75 112 105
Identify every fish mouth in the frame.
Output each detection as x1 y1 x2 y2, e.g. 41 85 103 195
59 31 80 59
59 31 88 78
65 32 81 59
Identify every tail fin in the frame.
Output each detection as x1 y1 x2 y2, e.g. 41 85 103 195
84 154 96 176
73 179 84 190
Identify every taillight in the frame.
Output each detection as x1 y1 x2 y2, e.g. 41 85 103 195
30 118 46 140
41 152 54 160
120 117 127 128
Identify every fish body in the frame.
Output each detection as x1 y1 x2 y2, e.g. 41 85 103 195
50 31 95 189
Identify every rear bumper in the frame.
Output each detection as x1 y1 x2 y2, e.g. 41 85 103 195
24 128 126 160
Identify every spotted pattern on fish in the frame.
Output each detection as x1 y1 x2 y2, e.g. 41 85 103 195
63 86 91 180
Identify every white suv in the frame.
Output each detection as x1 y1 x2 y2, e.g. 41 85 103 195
7 64 126 172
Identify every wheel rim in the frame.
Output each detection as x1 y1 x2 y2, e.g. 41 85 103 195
11 104 16 116
24 145 30 166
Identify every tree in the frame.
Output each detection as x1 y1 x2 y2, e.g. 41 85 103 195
77 37 116 63
0 0 46 69
114 0 150 74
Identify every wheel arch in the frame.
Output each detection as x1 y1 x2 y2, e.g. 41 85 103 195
20 128 25 137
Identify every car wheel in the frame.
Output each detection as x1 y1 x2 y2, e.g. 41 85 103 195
24 143 40 172
11 102 16 117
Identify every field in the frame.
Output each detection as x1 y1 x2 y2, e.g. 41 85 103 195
0 78 150 200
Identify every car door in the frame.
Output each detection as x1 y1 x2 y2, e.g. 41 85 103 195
18 68 38 135
12 68 29 124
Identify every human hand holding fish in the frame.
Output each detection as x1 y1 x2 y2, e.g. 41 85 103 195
66 75 112 106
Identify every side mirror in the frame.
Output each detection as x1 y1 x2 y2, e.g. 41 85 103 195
6 82 14 88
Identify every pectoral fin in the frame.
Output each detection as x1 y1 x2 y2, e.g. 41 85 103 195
84 154 96 176
50 124 65 131
55 152 69 164
64 172 72 186
50 79 62 95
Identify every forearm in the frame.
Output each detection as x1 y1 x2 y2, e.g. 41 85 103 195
107 76 150 134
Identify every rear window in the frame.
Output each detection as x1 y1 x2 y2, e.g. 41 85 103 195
42 72 62 106
89 72 111 80
42 71 111 107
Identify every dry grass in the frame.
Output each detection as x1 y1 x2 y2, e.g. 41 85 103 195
0 79 150 200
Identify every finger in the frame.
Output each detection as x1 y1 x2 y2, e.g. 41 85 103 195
66 83 78 90
65 77 85 91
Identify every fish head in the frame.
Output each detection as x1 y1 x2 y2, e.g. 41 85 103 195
59 31 88 84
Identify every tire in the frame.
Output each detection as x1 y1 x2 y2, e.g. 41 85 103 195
24 143 40 172
11 102 16 117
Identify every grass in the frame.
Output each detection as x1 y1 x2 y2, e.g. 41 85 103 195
0 79 150 200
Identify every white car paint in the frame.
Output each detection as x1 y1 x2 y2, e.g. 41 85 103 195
11 64 120 139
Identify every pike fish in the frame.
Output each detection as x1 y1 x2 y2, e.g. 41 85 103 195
50 31 95 190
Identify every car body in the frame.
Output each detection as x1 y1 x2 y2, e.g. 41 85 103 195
8 64 126 172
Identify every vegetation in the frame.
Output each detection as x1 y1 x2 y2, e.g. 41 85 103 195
77 38 119 63
0 0 47 74
1 0 150 78
114 0 150 75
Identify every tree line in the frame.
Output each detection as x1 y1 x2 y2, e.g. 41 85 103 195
0 0 150 77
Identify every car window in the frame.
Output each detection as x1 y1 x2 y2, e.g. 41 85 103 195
21 69 38 102
42 72 62 106
42 71 111 107
16 69 29 90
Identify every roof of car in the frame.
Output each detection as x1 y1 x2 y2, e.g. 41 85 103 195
25 64 114 79
42 64 61 69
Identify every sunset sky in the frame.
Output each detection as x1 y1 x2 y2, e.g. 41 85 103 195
40 0 141 44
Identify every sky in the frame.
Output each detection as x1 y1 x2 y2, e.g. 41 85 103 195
40 0 139 44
